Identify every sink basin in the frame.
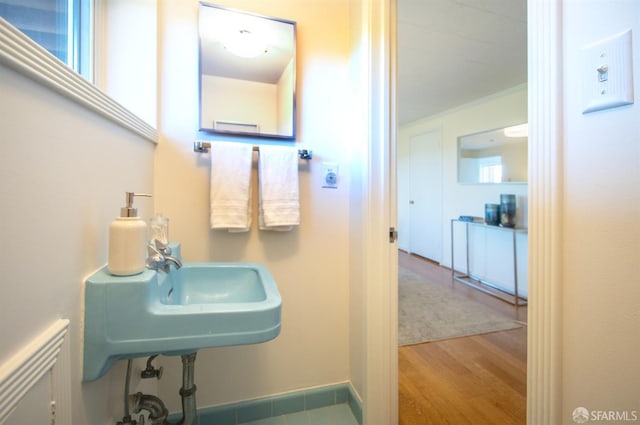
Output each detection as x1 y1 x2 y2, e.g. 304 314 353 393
158 266 267 305
83 245 281 381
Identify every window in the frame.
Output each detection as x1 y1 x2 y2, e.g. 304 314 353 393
478 156 503 184
0 0 92 80
0 0 157 141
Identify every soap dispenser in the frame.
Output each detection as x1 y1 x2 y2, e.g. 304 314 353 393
108 192 151 276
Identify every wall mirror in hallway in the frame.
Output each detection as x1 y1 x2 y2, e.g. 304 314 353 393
198 3 296 139
457 123 528 184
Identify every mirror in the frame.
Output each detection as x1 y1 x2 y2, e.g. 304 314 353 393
457 123 528 184
198 3 296 139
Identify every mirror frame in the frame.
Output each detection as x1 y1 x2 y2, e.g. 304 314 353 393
198 2 297 140
457 123 528 184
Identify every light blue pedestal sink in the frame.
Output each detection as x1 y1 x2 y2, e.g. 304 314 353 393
83 245 281 381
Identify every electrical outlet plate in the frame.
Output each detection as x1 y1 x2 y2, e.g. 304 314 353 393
322 162 338 188
582 29 634 114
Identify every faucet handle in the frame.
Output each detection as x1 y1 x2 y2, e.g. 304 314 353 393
153 239 172 256
147 242 161 256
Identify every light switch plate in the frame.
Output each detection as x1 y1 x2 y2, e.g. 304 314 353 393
322 162 338 188
582 29 634 114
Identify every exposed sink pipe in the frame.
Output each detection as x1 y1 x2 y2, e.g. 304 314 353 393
130 393 168 424
141 354 163 379
116 360 136 425
175 352 198 425
122 352 198 425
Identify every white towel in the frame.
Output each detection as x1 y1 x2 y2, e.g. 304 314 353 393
209 142 253 231
258 146 300 231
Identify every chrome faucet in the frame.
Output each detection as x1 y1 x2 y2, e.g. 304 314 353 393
146 240 183 273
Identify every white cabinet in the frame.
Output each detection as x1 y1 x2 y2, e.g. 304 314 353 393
451 219 528 305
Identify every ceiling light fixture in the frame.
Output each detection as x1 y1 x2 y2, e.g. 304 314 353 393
503 123 528 138
224 29 268 58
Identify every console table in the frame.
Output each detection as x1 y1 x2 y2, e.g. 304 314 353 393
450 219 528 306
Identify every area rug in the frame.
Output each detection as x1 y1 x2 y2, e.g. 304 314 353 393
398 266 522 346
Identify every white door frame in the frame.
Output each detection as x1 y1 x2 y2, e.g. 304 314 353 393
360 0 398 424
361 0 563 424
525 1 563 423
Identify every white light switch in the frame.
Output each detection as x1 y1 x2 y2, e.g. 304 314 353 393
582 29 634 114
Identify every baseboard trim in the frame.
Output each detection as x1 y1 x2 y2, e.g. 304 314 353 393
172 382 362 425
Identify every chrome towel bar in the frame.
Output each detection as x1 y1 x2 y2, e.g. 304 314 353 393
194 141 312 160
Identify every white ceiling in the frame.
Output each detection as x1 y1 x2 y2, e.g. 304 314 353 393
398 0 527 125
199 4 294 83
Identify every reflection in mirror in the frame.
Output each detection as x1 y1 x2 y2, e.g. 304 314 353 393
198 3 296 139
457 123 528 184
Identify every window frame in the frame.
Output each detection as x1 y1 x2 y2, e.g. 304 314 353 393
0 13 157 142
70 0 93 80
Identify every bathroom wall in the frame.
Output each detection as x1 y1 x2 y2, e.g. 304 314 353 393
154 0 354 410
561 0 640 419
0 63 155 424
398 84 528 268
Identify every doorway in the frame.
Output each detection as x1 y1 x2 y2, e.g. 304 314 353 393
396 0 529 423
356 0 562 422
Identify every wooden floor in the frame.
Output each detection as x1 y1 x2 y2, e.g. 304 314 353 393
398 251 527 425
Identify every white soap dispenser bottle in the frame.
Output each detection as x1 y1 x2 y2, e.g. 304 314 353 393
108 192 151 276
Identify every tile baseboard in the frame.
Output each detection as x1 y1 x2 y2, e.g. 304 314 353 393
171 382 362 425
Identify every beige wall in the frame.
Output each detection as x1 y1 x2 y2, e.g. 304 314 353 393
155 0 355 409
0 64 155 424
561 0 640 421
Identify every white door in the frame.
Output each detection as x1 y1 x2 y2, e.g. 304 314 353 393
408 130 443 262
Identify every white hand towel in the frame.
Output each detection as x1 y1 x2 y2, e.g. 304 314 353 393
258 146 300 231
210 142 253 231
